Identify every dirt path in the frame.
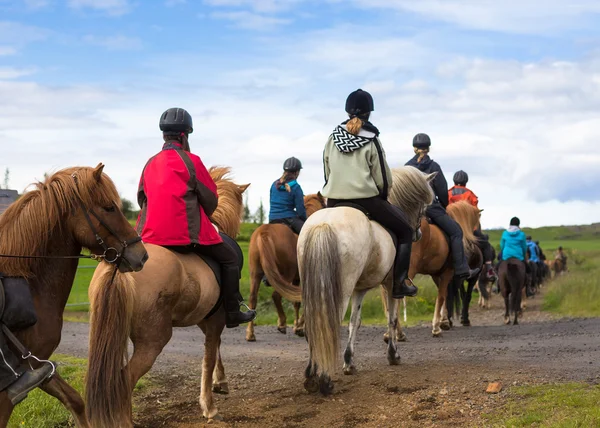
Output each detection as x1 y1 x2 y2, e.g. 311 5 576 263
57 290 600 427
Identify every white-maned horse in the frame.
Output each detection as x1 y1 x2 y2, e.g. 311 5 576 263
298 166 434 394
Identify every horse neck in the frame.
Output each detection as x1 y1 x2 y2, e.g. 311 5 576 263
29 228 82 310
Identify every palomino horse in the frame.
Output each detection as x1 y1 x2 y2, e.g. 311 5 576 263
498 259 526 325
0 164 147 428
86 167 248 427
299 166 433 395
246 193 326 342
383 200 481 339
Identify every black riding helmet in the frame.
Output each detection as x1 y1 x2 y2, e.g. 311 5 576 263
453 170 469 185
283 157 302 172
510 217 520 226
413 133 431 149
345 89 374 116
160 108 193 135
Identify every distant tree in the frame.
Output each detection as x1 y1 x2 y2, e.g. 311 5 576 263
2 168 9 189
243 193 252 223
254 198 266 224
121 197 137 220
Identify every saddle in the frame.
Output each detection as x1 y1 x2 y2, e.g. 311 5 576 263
0 275 37 332
329 203 398 248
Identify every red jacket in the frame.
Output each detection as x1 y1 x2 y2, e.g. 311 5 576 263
136 141 222 246
448 185 479 207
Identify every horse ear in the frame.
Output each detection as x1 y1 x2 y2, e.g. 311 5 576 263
93 163 105 182
317 191 324 201
426 172 437 182
238 183 250 193
479 209 484 213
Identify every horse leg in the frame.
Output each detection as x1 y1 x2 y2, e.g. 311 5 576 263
343 289 367 375
432 289 443 337
503 292 510 325
293 302 305 337
381 286 391 344
384 284 401 365
461 278 476 326
0 395 13 427
245 270 261 342
272 291 287 334
395 298 407 342
198 316 225 420
304 350 319 393
211 338 228 394
39 373 89 427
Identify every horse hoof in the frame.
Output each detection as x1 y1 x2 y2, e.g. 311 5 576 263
440 322 451 331
212 382 229 394
432 330 442 337
277 326 287 334
304 376 319 393
504 317 510 325
461 320 471 327
294 328 305 338
246 334 256 342
513 320 519 326
383 333 390 344
319 376 334 396
208 414 223 422
343 365 357 375
396 333 407 342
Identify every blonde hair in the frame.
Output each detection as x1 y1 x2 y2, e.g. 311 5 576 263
346 117 363 135
414 147 430 162
276 171 299 192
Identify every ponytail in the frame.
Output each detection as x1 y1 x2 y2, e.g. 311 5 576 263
276 171 298 192
414 147 429 163
346 116 363 135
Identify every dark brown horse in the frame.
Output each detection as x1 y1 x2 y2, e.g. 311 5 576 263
0 164 147 427
498 258 526 325
246 193 325 341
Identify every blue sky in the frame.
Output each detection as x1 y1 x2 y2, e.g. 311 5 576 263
2 0 600 228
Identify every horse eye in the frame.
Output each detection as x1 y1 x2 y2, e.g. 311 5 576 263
104 205 116 213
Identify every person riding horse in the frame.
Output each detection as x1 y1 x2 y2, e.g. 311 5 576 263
555 246 568 271
268 157 306 234
406 135 480 283
321 89 418 299
136 107 255 328
526 236 540 291
499 217 528 324
447 169 495 280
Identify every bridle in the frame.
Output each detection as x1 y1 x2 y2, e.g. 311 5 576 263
413 205 425 242
0 172 141 267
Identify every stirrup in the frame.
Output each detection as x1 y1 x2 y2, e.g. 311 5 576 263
22 352 56 377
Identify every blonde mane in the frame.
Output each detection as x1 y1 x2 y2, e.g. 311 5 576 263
447 201 479 254
0 165 120 277
388 166 434 227
209 166 247 238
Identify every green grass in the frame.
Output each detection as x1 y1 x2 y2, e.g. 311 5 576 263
8 355 150 428
484 383 600 427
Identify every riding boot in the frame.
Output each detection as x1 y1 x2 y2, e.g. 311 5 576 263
222 266 256 328
392 242 418 298
0 332 54 405
450 235 480 281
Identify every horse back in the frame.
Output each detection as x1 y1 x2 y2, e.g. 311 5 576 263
249 223 299 274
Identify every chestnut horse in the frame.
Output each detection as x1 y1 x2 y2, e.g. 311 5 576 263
383 200 480 338
0 164 147 428
86 167 248 427
246 193 326 342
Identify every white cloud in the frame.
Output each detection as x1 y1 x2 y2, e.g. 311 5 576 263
351 0 600 34
68 0 131 16
82 34 142 51
0 67 37 79
210 10 291 30
0 21 50 47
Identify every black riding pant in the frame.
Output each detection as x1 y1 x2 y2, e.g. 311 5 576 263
474 229 493 263
269 217 305 235
430 212 470 276
327 196 413 285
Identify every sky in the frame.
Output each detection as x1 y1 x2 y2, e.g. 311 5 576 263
1 0 600 229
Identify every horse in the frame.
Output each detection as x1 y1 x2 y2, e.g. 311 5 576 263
498 258 526 325
0 164 147 428
246 193 326 342
86 166 248 427
299 166 434 395
478 247 497 309
383 200 481 340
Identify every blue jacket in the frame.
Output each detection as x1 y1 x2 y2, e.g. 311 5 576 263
500 226 527 261
527 240 540 263
269 180 306 222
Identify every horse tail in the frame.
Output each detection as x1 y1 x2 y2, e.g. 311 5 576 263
257 230 302 302
86 264 136 427
301 223 342 377
447 201 478 254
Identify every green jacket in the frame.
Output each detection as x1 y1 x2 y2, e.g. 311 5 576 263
322 124 393 200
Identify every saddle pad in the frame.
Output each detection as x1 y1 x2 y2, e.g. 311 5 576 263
0 275 38 331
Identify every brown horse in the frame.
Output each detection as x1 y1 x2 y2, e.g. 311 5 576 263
0 164 147 428
246 193 326 342
86 166 248 427
383 200 480 338
498 259 526 325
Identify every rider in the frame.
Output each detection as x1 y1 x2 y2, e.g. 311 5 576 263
322 89 418 299
406 134 480 283
500 217 527 265
555 246 568 270
448 170 479 206
136 107 256 328
535 240 547 282
268 157 306 234
446 170 494 280
526 236 540 289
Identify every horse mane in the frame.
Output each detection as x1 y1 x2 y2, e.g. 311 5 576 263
447 201 479 254
0 166 120 277
388 166 434 227
209 166 246 238
304 193 325 217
